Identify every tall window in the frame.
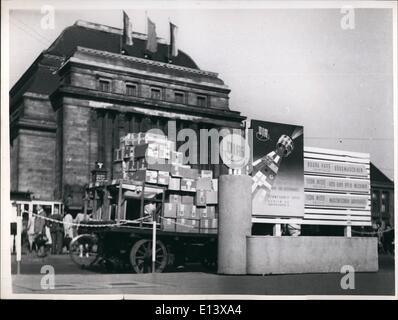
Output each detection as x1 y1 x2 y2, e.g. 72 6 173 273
126 83 138 96
99 79 111 92
371 190 380 218
197 95 207 107
151 87 162 100
174 91 185 104
381 192 390 217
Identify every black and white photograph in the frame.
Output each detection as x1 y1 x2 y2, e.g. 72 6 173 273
1 0 396 301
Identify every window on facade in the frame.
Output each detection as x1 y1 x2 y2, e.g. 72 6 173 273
126 83 138 96
151 87 162 100
197 95 207 107
99 79 111 92
371 191 380 218
381 191 389 215
174 91 185 104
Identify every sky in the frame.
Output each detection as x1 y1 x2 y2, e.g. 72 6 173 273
8 5 395 180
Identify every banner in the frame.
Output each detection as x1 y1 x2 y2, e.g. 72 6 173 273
147 18 158 53
250 120 304 217
169 22 178 57
123 11 133 46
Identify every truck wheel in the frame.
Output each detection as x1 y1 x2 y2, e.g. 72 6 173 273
129 239 168 273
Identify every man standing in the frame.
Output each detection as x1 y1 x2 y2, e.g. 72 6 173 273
34 205 47 257
50 209 64 254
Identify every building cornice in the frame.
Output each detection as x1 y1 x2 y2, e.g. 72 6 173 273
66 46 220 79
52 85 245 122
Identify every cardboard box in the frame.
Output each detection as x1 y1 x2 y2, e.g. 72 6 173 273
201 170 213 179
134 143 159 158
170 165 183 177
127 160 135 171
178 204 200 220
123 171 136 181
132 169 158 183
168 193 181 204
190 206 200 220
207 205 217 218
196 190 207 207
205 190 218 204
181 168 199 180
157 171 170 185
163 203 177 218
162 218 176 232
158 144 171 159
181 178 196 192
170 151 183 165
136 158 170 171
200 218 218 229
176 219 200 233
123 136 135 146
114 149 120 161
138 132 167 144
168 177 181 191
114 148 123 161
182 195 194 204
123 146 135 158
211 179 218 191
177 204 191 218
196 177 212 190
197 206 216 219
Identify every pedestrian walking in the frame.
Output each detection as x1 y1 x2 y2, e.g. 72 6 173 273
50 210 64 254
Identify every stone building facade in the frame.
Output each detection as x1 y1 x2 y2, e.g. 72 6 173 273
10 20 245 210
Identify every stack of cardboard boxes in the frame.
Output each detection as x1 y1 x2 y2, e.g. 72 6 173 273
113 132 218 234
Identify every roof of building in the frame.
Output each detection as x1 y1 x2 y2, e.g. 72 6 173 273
370 163 394 188
46 20 199 69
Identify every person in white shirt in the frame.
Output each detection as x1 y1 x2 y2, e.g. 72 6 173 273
27 213 36 253
63 212 74 238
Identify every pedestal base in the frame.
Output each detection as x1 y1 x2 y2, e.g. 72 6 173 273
246 236 378 274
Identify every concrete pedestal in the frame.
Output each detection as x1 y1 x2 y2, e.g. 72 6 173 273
218 175 252 274
246 236 378 274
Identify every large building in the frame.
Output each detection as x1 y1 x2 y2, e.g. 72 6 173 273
10 20 245 211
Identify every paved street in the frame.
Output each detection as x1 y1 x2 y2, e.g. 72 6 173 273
9 253 395 296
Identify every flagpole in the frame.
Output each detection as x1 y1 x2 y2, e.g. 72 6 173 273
167 17 171 63
120 10 123 54
145 11 148 58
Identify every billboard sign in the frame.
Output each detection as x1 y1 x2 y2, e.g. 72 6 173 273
250 120 304 217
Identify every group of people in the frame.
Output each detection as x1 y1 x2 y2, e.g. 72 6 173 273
23 206 85 257
373 221 394 255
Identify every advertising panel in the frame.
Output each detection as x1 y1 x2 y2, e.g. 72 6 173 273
250 120 304 217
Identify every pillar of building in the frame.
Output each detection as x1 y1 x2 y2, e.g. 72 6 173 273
217 174 252 274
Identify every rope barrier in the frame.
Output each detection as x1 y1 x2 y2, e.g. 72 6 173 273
351 228 394 236
30 212 145 228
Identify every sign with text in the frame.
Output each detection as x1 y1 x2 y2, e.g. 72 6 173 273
304 176 370 193
304 159 368 177
305 192 370 210
250 120 304 217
